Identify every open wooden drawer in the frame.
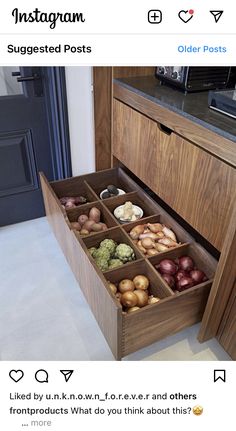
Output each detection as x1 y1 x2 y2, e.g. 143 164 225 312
40 167 217 360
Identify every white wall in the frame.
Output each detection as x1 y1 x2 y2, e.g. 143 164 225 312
65 67 95 176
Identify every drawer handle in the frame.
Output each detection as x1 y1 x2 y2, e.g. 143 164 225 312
159 123 173 135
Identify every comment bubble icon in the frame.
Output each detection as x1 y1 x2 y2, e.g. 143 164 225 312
35 369 49 383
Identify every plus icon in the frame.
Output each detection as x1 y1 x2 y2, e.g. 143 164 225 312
148 10 162 24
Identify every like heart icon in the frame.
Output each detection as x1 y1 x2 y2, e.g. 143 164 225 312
9 369 24 382
178 9 194 23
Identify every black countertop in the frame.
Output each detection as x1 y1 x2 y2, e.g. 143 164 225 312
114 76 236 144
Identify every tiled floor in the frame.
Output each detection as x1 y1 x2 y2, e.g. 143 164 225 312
0 218 231 361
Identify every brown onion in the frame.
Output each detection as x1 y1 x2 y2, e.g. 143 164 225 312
118 279 135 293
108 282 117 294
148 296 160 304
161 273 175 288
159 259 178 275
129 225 145 240
176 276 194 292
121 291 138 308
141 238 155 249
137 241 147 254
139 232 158 240
190 269 207 285
116 292 122 301
155 243 169 252
133 289 149 307
178 256 194 272
158 238 178 247
147 223 163 233
127 306 140 313
162 226 177 242
147 248 159 256
133 275 149 290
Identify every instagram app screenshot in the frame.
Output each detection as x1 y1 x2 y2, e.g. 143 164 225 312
0 1 235 430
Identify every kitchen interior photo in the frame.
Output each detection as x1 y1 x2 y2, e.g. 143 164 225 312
0 66 235 361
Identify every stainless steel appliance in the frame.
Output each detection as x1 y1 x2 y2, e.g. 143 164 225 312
209 89 236 119
156 67 231 92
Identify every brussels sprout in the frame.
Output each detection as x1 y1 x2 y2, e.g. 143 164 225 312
99 239 117 256
95 257 109 272
114 243 135 263
108 259 124 269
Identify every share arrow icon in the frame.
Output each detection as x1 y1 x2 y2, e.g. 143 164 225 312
60 370 74 382
210 10 224 23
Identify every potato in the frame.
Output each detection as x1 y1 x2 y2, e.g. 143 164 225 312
80 229 89 235
70 222 81 231
78 214 88 225
91 223 103 232
89 207 101 223
82 220 96 232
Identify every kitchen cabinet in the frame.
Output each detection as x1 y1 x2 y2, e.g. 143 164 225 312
112 77 236 359
113 100 236 251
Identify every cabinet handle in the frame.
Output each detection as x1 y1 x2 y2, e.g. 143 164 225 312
159 123 173 135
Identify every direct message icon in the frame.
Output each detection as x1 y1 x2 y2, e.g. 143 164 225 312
60 370 74 382
210 10 224 23
35 369 49 383
9 369 24 383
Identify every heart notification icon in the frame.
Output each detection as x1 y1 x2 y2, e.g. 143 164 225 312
178 9 194 23
9 369 24 383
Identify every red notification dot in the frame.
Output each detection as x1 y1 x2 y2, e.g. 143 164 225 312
189 9 194 15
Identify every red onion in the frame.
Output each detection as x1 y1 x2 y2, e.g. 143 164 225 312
190 269 207 285
159 259 178 275
178 256 194 272
175 269 189 282
161 273 175 289
176 276 194 292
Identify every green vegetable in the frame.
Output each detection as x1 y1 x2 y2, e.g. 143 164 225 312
95 257 109 272
93 247 111 262
108 259 124 269
88 247 97 257
99 239 117 256
114 243 135 263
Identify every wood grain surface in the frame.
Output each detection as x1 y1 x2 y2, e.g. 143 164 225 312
198 203 236 344
93 67 112 171
217 281 236 359
113 99 236 251
113 81 236 168
93 67 155 171
122 283 211 356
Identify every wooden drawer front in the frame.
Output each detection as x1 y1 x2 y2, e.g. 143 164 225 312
113 100 236 251
218 281 236 360
122 285 210 356
40 168 217 360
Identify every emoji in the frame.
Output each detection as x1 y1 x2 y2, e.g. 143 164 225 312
192 405 203 416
